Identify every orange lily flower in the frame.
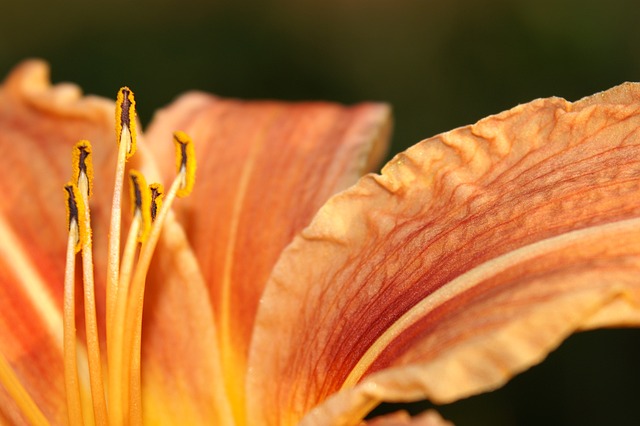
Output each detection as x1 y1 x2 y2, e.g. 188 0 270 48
1 59 640 426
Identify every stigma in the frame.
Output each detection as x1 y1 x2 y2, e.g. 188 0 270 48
61 88 196 426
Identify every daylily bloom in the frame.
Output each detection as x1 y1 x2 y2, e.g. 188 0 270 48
1 58 640 426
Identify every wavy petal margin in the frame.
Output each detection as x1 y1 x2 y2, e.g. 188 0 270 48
247 83 640 425
144 93 391 418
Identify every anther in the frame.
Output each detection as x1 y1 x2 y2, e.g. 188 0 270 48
64 183 82 253
128 170 151 243
72 140 94 198
149 183 164 222
173 131 196 197
116 87 137 159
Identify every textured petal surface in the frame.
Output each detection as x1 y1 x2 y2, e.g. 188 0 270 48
248 83 640 425
144 92 391 416
0 60 116 424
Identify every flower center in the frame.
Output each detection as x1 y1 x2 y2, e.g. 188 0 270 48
60 88 196 426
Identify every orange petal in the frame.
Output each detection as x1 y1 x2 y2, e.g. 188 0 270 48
248 83 640 425
140 216 233 425
144 92 391 416
0 60 116 423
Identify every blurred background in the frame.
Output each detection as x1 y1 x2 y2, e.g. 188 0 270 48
2 0 639 424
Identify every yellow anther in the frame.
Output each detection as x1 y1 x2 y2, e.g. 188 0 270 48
128 170 151 243
115 87 137 159
173 131 196 197
149 183 164 222
64 183 84 253
72 140 94 198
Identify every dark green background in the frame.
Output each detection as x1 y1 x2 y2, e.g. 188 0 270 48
2 1 639 424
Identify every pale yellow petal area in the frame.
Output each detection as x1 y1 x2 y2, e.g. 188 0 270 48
301 219 640 425
144 93 391 420
248 83 640 425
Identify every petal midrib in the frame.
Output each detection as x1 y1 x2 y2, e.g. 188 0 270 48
340 216 640 389
0 214 62 348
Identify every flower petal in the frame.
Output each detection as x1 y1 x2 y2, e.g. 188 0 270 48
248 83 640 425
144 92 391 415
0 60 116 423
140 216 233 425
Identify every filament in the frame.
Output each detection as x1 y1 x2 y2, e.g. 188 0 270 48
75 142 108 426
62 184 83 426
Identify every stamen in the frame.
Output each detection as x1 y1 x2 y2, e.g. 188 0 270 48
120 183 163 423
125 176 181 426
111 170 151 424
173 131 196 197
71 142 109 426
107 88 138 424
0 351 51 426
124 133 195 425
109 171 151 424
62 88 194 426
108 87 139 329
62 183 84 426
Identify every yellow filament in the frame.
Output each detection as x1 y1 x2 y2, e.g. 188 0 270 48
107 135 129 331
108 87 138 333
173 131 196 197
0 350 51 426
109 211 142 426
120 215 142 303
125 183 162 425
107 171 153 425
107 87 139 426
62 219 83 426
128 313 144 426
106 126 132 426
124 173 185 426
76 166 108 426
124 137 194 421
